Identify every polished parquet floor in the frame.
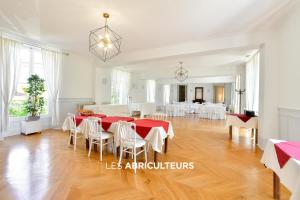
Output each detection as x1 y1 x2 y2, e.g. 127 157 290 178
0 117 291 200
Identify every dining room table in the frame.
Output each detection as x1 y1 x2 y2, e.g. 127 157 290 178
62 115 175 162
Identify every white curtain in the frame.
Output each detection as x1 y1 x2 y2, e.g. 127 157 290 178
42 49 62 127
163 84 170 105
111 69 130 104
146 80 156 103
246 52 260 113
0 37 21 138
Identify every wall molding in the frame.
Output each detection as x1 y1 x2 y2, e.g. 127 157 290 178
58 97 94 127
58 98 94 102
6 116 51 138
278 107 300 141
5 98 94 138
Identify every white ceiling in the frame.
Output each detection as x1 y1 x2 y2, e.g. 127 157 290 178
0 0 290 55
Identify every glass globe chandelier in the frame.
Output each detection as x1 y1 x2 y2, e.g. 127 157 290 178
175 61 189 82
89 13 122 62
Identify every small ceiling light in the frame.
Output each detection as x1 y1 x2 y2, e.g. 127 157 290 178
175 61 189 82
89 13 122 62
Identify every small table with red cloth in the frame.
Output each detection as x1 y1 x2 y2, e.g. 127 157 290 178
261 139 300 200
226 113 258 144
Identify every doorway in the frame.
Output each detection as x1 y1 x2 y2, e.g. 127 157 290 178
178 85 187 102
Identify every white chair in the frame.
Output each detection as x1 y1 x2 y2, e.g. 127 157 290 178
67 113 82 151
88 118 114 161
117 121 147 174
150 112 168 121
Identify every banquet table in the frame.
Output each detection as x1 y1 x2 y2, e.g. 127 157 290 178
261 139 300 200
195 103 226 120
62 115 175 162
226 114 258 144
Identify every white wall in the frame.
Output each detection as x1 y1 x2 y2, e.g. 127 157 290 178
58 53 100 126
277 3 300 110
224 83 232 107
187 83 214 102
94 67 112 104
130 74 147 103
60 53 96 99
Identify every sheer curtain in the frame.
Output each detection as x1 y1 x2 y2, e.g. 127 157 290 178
146 80 156 103
0 37 21 139
111 69 130 104
163 84 170 105
246 52 260 114
42 49 62 127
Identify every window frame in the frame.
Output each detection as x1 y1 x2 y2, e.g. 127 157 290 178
9 45 50 119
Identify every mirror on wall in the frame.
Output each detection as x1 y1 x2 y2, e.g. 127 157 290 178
214 86 225 103
193 87 204 103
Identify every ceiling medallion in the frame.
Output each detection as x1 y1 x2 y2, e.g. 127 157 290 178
175 61 189 82
89 13 122 62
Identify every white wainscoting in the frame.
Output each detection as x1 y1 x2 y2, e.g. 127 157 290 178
5 98 94 138
279 107 300 141
6 116 51 137
58 98 94 127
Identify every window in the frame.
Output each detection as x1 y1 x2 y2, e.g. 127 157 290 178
246 52 260 114
146 80 156 103
111 69 130 104
8 46 48 117
163 84 170 105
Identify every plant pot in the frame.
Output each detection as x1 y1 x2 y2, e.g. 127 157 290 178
26 116 40 121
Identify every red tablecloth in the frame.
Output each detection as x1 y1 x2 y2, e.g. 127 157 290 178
229 114 252 123
101 116 134 131
133 119 169 138
75 114 106 126
274 142 300 168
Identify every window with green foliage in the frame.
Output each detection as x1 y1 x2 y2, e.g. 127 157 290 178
9 46 48 117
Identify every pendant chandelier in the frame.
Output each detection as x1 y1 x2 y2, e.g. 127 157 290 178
89 13 122 62
175 61 189 82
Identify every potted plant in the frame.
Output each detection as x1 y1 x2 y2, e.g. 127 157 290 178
24 74 46 121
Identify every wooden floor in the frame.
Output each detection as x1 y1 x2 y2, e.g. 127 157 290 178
0 117 291 200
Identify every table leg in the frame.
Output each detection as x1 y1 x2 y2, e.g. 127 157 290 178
229 125 233 140
164 137 168 153
69 131 73 145
86 139 89 149
116 147 120 157
255 128 258 145
154 151 157 163
273 172 280 200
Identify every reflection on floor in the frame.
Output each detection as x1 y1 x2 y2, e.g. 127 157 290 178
0 117 291 199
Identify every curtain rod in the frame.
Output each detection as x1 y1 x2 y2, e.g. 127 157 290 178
0 32 70 56
23 42 70 56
